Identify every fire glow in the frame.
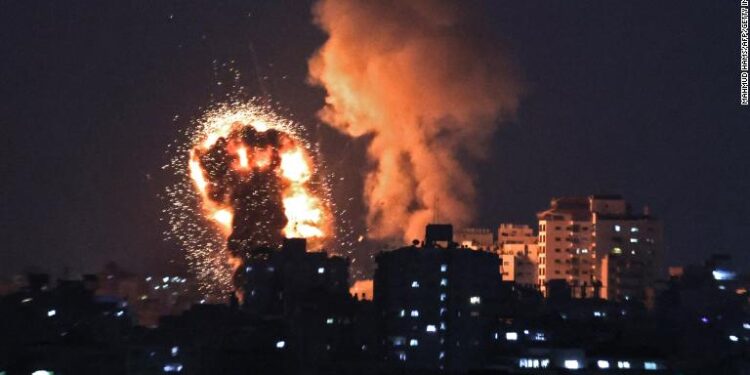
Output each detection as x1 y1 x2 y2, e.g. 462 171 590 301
188 110 328 242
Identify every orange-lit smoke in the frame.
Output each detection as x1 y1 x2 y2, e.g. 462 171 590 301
308 0 522 242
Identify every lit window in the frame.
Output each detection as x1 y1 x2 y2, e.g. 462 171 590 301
505 332 518 341
47 309 56 317
276 341 286 349
729 335 739 342
440 307 447 316
392 337 405 346
439 351 445 360
631 227 639 233
469 296 481 305
644 361 658 370
440 278 448 286
440 264 447 272
116 310 125 317
426 325 437 332
440 293 447 301
21 298 32 303
597 360 610 369
317 267 325 274
440 322 446 330
171 346 179 356
326 318 334 324
743 323 750 330
410 310 419 317
399 309 405 317
630 238 638 243
409 339 419 347
563 360 580 369
614 225 621 232
617 361 630 369
245 266 252 272
162 277 170 283
593 311 606 318
398 352 407 361
612 247 622 254
163 364 183 373
411 281 420 288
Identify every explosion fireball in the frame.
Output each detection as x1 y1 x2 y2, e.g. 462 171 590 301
165 101 331 297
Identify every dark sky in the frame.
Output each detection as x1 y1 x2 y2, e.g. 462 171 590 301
1 1 748 277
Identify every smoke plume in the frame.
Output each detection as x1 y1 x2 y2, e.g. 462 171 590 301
308 0 522 241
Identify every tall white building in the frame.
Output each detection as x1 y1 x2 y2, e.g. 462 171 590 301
537 195 663 304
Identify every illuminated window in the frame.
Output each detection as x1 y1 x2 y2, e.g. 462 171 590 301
614 225 621 232
410 310 419 317
439 351 445 360
162 364 183 373
469 296 481 304
399 309 405 317
563 360 580 369
440 264 448 272
505 332 518 341
411 281 420 288
440 322 446 330
398 352 407 361
440 278 448 286
729 335 739 342
317 267 325 274
631 227 639 232
440 307 447 316
409 339 419 347
617 361 630 369
326 318 334 324
276 341 286 349
47 309 56 317
644 361 658 370
612 247 622 254
440 293 446 301
630 238 638 243
426 325 436 332
171 346 179 357
597 360 610 369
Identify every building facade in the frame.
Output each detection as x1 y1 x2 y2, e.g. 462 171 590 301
374 225 501 372
537 195 663 303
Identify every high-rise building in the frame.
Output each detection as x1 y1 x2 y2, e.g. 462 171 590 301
374 224 501 372
498 223 537 246
537 195 663 303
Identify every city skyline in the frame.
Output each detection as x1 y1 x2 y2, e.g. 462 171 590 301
1 1 748 277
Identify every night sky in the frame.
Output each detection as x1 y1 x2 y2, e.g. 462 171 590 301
1 1 748 277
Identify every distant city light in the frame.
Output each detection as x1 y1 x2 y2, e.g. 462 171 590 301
440 278 448 286
115 310 124 317
409 339 418 346
326 318 334 324
425 324 436 333
597 360 610 369
440 264 447 272
506 332 518 341
171 346 179 356
22 298 32 304
743 323 750 330
729 335 739 342
411 281 419 288
617 361 631 369
47 309 56 317
469 296 481 304
317 267 325 274
614 225 621 232
563 360 580 369
163 363 183 373
162 277 169 283
276 340 286 348
712 269 737 281
644 361 658 370
410 310 419 317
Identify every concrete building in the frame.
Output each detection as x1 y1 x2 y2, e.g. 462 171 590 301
498 223 537 246
537 195 663 303
374 224 501 372
501 244 539 287
454 227 494 250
